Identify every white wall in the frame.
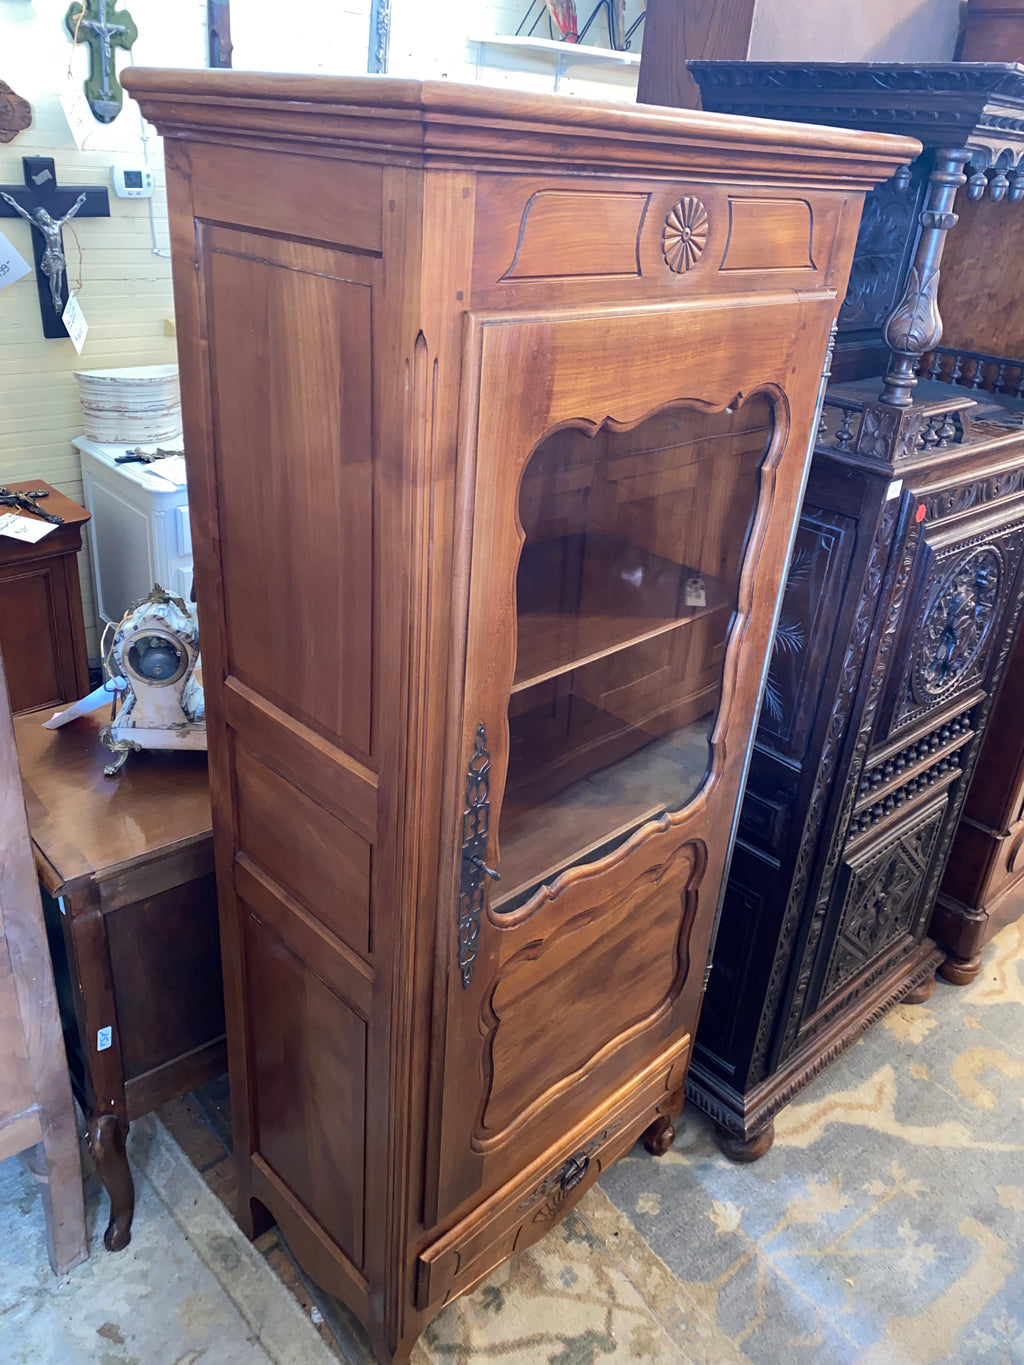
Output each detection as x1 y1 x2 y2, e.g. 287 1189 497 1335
749 0 961 61
231 0 371 74
0 0 207 653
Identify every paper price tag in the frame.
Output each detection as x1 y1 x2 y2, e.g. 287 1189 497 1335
63 290 88 353
61 77 94 151
685 575 707 609
0 229 31 292
0 512 58 544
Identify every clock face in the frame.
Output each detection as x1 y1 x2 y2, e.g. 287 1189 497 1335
126 631 188 686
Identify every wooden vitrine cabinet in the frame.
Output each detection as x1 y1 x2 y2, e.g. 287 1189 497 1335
125 70 912 1363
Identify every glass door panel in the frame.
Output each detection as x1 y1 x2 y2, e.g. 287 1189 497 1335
495 396 775 913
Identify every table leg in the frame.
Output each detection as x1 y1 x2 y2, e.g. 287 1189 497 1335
88 1112 134 1251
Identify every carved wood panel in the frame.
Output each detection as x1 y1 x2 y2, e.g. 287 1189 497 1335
881 517 1024 740
757 509 856 761
822 797 947 1000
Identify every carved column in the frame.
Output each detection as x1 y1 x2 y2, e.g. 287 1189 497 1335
879 148 972 408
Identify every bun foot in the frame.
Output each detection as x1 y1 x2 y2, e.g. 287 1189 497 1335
716 1118 775 1163
902 974 936 1005
939 953 983 987
641 1114 676 1156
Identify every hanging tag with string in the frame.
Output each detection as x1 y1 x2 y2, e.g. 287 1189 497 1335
62 4 94 149
61 220 88 352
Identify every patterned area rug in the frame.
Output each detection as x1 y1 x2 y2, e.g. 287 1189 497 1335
5 920 1023 1364
597 916 1024 1365
309 918 1024 1364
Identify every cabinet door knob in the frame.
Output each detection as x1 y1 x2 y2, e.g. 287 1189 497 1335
559 1154 590 1192
467 854 501 881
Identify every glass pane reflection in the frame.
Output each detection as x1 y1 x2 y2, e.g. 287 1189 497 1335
495 398 775 913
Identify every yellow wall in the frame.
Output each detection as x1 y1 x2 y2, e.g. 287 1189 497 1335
0 0 207 655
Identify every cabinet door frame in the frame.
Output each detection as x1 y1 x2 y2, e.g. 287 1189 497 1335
425 291 838 1225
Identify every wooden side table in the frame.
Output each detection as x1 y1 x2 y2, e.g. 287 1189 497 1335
0 482 92 715
14 706 226 1251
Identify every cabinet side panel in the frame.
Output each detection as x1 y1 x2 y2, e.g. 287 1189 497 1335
204 231 375 761
0 570 61 713
234 744 372 956
246 913 367 1267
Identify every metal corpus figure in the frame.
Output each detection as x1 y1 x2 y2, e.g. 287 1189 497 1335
0 190 87 313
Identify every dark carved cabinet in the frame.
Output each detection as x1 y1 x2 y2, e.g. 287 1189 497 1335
933 581 1024 979
687 62 1024 1157
125 68 909 1362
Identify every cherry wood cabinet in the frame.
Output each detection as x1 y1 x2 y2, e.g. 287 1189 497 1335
125 68 913 1363
0 483 90 716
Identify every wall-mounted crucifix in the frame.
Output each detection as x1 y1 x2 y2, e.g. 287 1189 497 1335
0 157 109 338
65 0 138 123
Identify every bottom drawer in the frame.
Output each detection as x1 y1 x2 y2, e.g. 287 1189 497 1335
415 1032 691 1311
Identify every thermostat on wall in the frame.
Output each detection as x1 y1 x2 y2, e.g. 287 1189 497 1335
111 164 154 198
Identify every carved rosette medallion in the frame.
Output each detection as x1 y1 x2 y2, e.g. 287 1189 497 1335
662 198 709 272
912 547 1001 705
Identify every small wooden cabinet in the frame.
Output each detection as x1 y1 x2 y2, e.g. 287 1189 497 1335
14 708 225 1252
125 69 912 1363
0 483 90 715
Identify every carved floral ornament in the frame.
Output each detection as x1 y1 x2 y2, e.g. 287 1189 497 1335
662 198 709 273
912 547 1002 704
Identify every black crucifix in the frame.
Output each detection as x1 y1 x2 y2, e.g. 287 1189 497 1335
0 157 109 338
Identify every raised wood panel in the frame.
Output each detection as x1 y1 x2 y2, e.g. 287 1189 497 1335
234 744 372 956
234 859 374 1019
246 913 367 1268
470 178 847 310
191 143 383 252
478 838 702 1141
105 875 224 1082
223 681 379 844
0 570 61 714
500 190 650 280
722 198 815 272
204 228 376 760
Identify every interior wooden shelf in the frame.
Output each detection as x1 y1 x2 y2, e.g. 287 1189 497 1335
494 702 713 913
513 535 729 694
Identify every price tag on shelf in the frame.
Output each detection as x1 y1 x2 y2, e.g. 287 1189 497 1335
685 575 707 608
0 511 58 544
